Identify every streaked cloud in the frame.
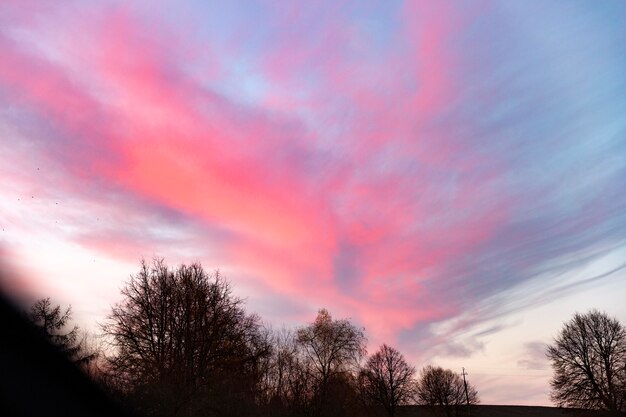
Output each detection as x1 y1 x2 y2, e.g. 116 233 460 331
0 0 625 404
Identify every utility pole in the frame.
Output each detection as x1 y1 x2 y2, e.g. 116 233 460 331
462 367 471 417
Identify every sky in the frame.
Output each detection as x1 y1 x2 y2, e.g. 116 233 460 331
1 0 625 406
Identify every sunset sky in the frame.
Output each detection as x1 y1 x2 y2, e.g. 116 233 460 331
1 0 625 406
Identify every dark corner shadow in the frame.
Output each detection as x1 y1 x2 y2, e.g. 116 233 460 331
0 283 135 417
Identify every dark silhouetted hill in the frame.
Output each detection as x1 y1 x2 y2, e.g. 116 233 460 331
0 289 134 417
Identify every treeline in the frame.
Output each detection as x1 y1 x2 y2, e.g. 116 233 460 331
27 259 478 417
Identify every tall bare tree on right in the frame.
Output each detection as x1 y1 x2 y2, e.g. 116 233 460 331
547 310 626 412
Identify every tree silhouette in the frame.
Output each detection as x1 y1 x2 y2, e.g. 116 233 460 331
547 309 626 412
102 258 270 417
258 327 315 415
359 344 416 417
28 297 95 366
296 308 367 416
416 365 478 416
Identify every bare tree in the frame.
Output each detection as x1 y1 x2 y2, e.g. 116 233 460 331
296 308 367 416
416 365 478 416
28 297 95 367
359 344 416 417
547 309 626 412
258 327 315 415
102 259 270 417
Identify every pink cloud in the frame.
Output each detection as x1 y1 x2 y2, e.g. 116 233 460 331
0 0 558 371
